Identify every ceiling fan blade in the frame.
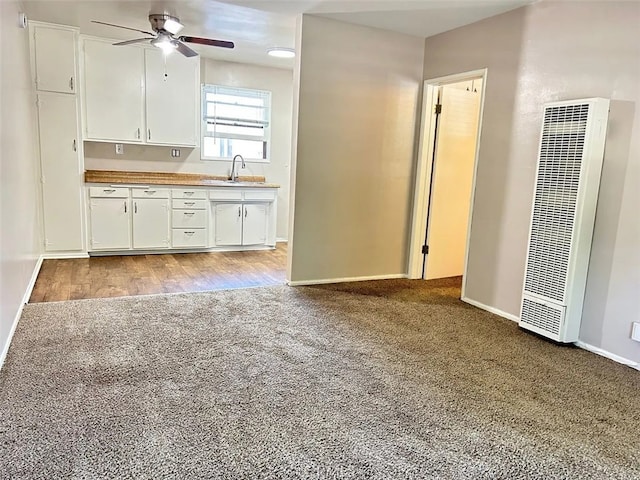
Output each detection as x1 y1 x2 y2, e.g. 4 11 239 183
179 36 234 49
175 41 198 58
113 38 152 46
91 20 155 37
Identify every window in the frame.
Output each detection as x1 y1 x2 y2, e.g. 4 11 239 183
201 84 271 161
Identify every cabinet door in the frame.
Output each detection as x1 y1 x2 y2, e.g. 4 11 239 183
89 198 131 250
145 49 199 146
132 198 170 249
37 93 83 251
34 26 76 94
242 204 267 245
214 203 243 245
83 39 144 142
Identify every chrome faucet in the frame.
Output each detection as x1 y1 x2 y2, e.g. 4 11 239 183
230 154 246 182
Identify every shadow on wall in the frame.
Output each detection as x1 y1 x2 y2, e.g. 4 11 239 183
580 100 635 344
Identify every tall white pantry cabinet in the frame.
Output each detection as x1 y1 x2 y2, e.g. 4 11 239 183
30 22 85 254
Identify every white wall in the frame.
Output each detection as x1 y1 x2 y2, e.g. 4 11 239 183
289 15 424 283
423 1 640 362
0 1 43 364
84 58 294 240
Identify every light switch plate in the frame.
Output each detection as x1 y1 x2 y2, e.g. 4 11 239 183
632 322 640 342
115 143 124 155
171 149 181 157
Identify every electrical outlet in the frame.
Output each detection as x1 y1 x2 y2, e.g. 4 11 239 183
171 149 181 157
115 143 124 155
632 322 640 342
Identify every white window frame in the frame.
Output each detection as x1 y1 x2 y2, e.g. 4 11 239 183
201 84 272 162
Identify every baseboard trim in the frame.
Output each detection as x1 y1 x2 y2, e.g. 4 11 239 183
276 237 288 243
288 273 407 287
461 296 520 322
42 252 89 259
574 341 640 371
0 255 43 370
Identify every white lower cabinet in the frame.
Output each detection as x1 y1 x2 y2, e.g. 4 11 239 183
213 203 268 246
87 185 277 253
214 204 244 246
132 197 170 249
171 188 207 248
89 189 131 250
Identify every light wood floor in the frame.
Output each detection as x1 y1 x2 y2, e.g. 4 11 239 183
29 243 287 303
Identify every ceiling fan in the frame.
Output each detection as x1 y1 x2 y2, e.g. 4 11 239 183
91 13 234 57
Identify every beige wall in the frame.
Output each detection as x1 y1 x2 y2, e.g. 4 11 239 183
0 1 43 363
289 15 424 282
424 1 639 362
84 59 294 240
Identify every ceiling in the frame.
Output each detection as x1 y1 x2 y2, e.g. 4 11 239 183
22 0 532 69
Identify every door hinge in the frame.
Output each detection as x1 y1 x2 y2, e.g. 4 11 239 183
434 104 442 115
422 245 429 255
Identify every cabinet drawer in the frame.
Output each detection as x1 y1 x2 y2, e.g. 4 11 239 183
172 210 206 228
244 189 277 201
172 188 206 199
209 189 243 201
172 228 207 248
172 199 207 210
132 188 170 198
89 186 129 198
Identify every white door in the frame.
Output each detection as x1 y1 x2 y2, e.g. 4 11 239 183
89 198 131 250
144 49 199 146
242 204 267 245
37 93 83 251
34 25 76 94
424 80 482 279
214 203 243 245
132 198 170 249
83 39 144 142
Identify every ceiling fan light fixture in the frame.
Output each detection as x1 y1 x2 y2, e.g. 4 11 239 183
267 47 295 59
162 17 183 35
152 36 178 55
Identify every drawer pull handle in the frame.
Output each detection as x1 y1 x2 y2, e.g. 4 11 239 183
184 202 195 206
69 76 74 91
183 212 195 216
238 206 241 217
185 231 195 235
103 189 116 193
184 191 194 196
124 201 127 213
145 190 156 194
245 208 248 218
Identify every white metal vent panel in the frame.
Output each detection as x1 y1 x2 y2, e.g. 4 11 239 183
523 103 589 303
521 296 565 341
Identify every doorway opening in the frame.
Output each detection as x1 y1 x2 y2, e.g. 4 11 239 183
408 70 487 297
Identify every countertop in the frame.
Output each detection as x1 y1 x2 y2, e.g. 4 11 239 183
84 170 280 188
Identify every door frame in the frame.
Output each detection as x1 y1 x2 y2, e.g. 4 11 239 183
407 69 488 298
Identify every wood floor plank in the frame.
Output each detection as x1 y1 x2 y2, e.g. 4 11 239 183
29 243 288 303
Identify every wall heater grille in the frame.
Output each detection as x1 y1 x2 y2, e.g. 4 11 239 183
520 98 609 342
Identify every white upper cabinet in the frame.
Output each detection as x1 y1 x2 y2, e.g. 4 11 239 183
83 38 145 142
81 37 199 146
145 49 199 146
33 25 77 94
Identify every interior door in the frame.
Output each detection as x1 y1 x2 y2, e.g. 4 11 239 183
424 80 481 280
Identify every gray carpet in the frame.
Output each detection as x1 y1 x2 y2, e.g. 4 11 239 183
0 283 638 479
